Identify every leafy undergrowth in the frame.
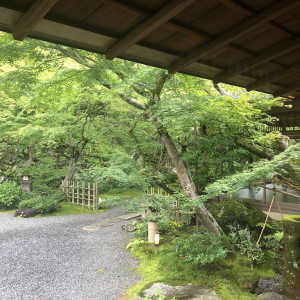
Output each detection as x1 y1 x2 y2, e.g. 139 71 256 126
124 235 277 300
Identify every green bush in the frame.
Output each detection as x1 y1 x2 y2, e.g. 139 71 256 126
228 225 264 265
173 232 229 267
0 181 22 208
19 193 60 214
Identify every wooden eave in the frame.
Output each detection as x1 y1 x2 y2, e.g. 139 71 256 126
0 0 299 115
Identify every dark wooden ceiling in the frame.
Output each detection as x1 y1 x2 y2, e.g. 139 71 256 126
0 0 300 114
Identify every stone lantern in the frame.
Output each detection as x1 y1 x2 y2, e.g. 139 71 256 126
20 175 34 193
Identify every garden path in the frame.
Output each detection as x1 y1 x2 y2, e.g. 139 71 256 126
0 207 141 300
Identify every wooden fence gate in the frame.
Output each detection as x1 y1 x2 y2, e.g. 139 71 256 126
61 180 99 211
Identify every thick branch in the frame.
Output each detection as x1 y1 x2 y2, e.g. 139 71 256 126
236 139 274 159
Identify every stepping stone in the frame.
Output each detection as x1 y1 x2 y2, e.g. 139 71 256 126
106 218 121 223
136 282 221 300
117 212 143 220
82 226 99 231
98 223 113 227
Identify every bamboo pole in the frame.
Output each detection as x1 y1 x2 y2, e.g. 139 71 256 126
88 182 91 210
66 180 70 202
92 183 95 210
257 192 276 244
71 181 75 204
82 181 85 206
263 186 300 199
77 181 79 205
95 182 98 211
263 177 267 204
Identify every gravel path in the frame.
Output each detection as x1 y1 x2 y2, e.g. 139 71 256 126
0 208 141 300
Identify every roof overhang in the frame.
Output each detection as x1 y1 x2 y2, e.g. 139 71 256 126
0 0 299 112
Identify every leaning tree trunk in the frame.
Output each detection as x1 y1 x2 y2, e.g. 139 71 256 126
160 129 223 236
64 156 77 183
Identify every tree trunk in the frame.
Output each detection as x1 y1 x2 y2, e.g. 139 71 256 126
159 129 223 235
64 156 77 183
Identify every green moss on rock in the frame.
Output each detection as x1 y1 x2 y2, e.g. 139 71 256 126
282 215 300 300
207 199 273 236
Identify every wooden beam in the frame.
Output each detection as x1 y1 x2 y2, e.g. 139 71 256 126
219 0 294 38
105 0 196 60
247 63 300 91
12 0 58 41
274 80 300 98
213 37 300 84
102 0 287 71
168 0 300 74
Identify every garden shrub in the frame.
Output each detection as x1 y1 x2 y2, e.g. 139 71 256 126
173 232 229 267
19 193 60 214
0 180 22 208
227 225 264 265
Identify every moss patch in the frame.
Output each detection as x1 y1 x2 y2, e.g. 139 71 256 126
207 199 274 236
124 235 276 300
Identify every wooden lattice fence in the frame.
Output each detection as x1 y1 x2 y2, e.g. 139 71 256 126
61 180 99 211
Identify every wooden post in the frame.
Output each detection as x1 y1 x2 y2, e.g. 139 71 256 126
82 181 85 206
95 182 98 211
77 181 79 205
93 183 96 210
263 177 267 204
71 181 75 204
66 180 70 202
88 182 91 210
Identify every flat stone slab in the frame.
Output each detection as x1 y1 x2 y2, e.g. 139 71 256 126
117 212 143 220
82 226 99 231
98 223 113 227
136 283 221 300
105 218 121 223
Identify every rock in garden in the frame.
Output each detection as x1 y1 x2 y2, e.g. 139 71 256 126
257 292 284 300
136 282 221 300
14 208 38 218
255 275 282 295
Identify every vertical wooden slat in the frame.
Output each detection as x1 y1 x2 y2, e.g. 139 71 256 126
95 182 98 211
88 182 91 210
82 181 85 206
93 183 96 210
72 181 75 204
77 181 79 205
66 180 70 202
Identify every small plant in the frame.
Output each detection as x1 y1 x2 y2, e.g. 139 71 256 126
228 225 264 266
173 232 229 267
127 239 154 253
0 181 22 208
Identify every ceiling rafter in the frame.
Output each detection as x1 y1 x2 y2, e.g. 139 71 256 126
247 63 300 91
213 37 300 84
274 81 300 98
12 0 58 41
167 0 299 74
105 0 196 60
219 0 294 38
102 0 287 71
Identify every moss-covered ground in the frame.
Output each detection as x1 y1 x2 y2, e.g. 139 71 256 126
0 202 105 217
124 234 277 300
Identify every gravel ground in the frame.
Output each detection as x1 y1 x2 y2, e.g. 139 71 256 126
0 207 141 300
